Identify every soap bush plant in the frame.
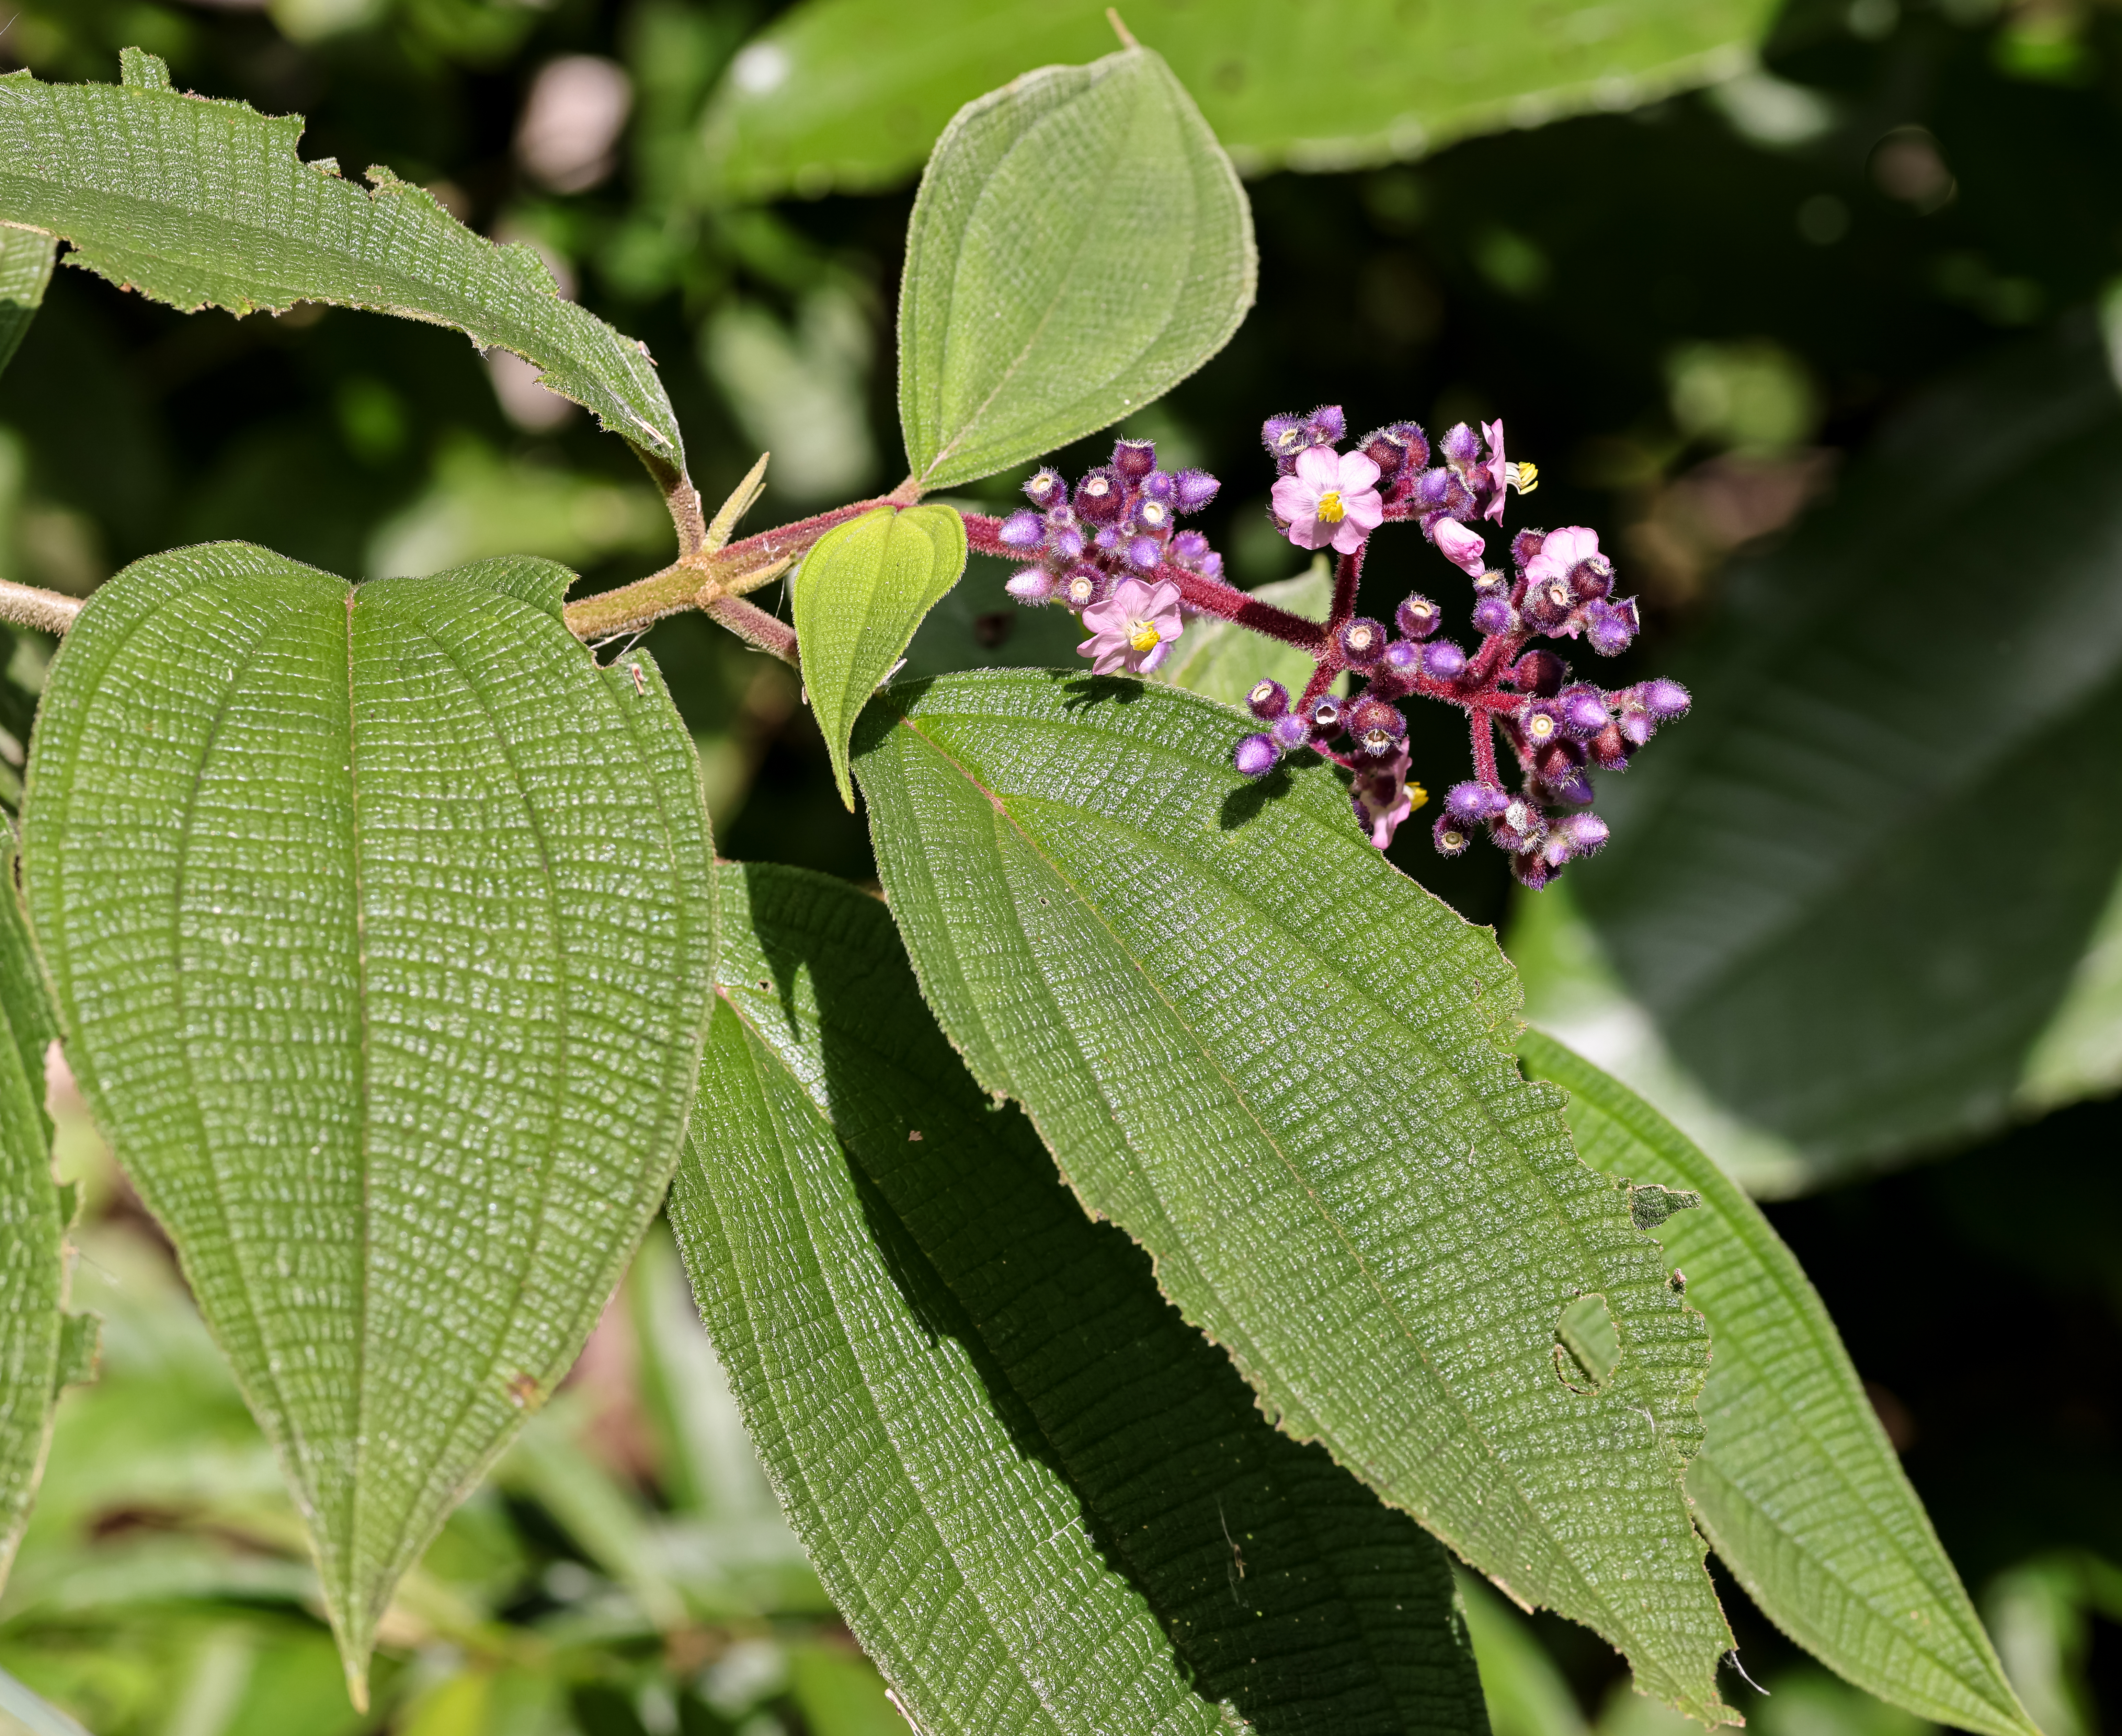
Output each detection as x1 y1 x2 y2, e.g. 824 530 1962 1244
0 25 2054 1736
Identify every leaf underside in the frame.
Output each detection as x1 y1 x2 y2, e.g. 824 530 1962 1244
0 830 66 1593
897 45 1255 490
21 543 717 1699
1574 324 2122 1185
701 0 1780 198
852 669 1736 1721
1518 1031 2040 1736
790 504 969 810
675 860 1493 1736
0 57 683 470
0 222 54 381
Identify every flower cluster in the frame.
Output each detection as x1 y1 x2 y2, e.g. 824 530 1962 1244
967 410 1689 887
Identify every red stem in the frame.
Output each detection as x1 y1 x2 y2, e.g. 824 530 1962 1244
1470 711 1500 785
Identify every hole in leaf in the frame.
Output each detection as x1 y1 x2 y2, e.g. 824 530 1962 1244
1553 1293 1621 1395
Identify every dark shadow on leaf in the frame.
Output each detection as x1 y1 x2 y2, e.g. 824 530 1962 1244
1058 671 1145 711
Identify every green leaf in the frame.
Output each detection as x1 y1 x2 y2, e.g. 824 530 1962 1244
701 0 1775 200
790 505 968 810
0 830 67 1596
897 45 1255 490
679 860 1491 1735
852 670 1737 1721
0 223 54 382
1517 1030 2040 1736
20 544 717 1704
1572 325 2122 1185
0 56 685 472
1156 560 1337 709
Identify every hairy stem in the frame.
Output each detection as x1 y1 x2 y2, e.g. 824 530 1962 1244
0 578 81 636
704 595 800 665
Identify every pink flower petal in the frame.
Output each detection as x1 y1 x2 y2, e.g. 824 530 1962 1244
1335 451 1382 493
1343 489 1385 532
1138 640 1172 675
1433 518 1487 575
1270 475 1315 522
1293 445 1340 489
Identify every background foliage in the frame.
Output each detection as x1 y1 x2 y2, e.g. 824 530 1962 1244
0 0 2118 1731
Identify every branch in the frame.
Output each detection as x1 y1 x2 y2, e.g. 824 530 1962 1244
704 595 799 665
0 578 80 635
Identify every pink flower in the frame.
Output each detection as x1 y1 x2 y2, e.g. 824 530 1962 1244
1078 577 1183 676
1270 446 1384 555
1525 526 1600 589
1431 517 1487 576
1480 419 1509 524
1350 746 1422 849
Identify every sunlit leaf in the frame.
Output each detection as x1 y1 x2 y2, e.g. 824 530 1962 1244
1518 1030 2040 1736
674 860 1493 1736
701 0 1776 199
852 669 1737 1721
1573 326 2122 1186
0 54 684 471
21 544 717 1703
897 45 1254 489
790 504 967 809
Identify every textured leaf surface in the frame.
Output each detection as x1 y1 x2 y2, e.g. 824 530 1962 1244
1518 1031 2038 1736
21 544 717 1700
853 670 1736 1720
676 860 1492 1736
701 0 1774 199
1158 563 1334 710
1574 326 2122 1186
0 56 683 469
791 505 968 810
0 832 66 1592
0 223 53 380
897 46 1254 490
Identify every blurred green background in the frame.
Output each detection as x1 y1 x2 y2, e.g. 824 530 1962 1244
0 0 2118 1730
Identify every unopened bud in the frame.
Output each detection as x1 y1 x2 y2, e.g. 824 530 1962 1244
1558 684 1610 737
1173 469 1221 513
1589 723 1631 769
1005 568 1058 603
1112 438 1157 480
1062 566 1111 610
1024 468 1067 508
1338 617 1388 667
1234 733 1281 778
1471 593 1515 636
999 510 1045 549
1446 781 1510 822
1422 641 1468 681
1396 594 1441 640
1126 535 1162 571
1247 678 1290 720
1307 404 1347 444
1585 596 1639 656
1269 711 1312 751
1510 528 1546 568
1640 677 1691 718
1172 529 1211 564
1140 470 1177 503
1441 421 1482 467
1048 525 1085 562
1074 468 1127 523
1514 651 1566 696
1556 811 1610 855
1361 427 1410 478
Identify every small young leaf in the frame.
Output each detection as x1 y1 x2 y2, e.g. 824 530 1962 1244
677 861 1491 1735
898 45 1255 490
702 0 1779 199
22 545 717 1705
1518 1030 2041 1736
853 670 1737 1722
0 224 54 382
0 830 67 1595
0 59 684 471
791 504 968 809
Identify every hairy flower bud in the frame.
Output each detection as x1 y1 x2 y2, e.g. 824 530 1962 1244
1441 421 1482 467
1471 592 1515 637
1380 640 1423 683
1140 470 1177 504
1269 711 1312 751
1061 566 1111 610
1557 684 1610 738
1432 814 1473 856
1338 617 1388 667
1361 427 1411 478
1555 811 1610 856
1233 732 1281 778
1048 524 1085 562
1346 695 1407 757
1510 527 1546 568
1126 535 1162 571
1248 678 1290 720
1589 722 1632 769
1005 568 1058 603
1024 468 1067 509
1171 529 1212 565
1640 677 1691 718
1173 469 1221 513
1584 596 1639 656
1389 420 1431 470
999 510 1045 549
1112 438 1158 480
1307 403 1347 445
1422 640 1468 681
1074 468 1127 524
1446 780 1510 822
1513 651 1566 697
1396 594 1442 640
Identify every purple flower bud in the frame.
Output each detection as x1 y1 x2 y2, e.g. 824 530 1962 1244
1585 596 1640 656
1125 535 1162 571
1471 593 1515 637
1234 733 1281 778
1493 798 1547 855
1619 710 1654 748
1112 438 1158 480
1412 468 1459 514
1510 528 1546 569
1006 568 1058 603
1307 404 1347 444
1173 469 1221 513
1172 529 1212 565
1135 498 1174 533
1511 850 1555 891
1558 684 1610 738
1542 765 1596 807
1346 695 1407 757
1441 421 1482 467
1556 811 1610 856
1520 698 1566 750
1570 553 1615 602
1310 696 1345 736
1262 413 1310 464
1640 677 1691 719
1361 427 1411 478
1196 551 1224 579
1093 525 1123 554
1338 617 1388 667
1422 640 1468 681
1270 711 1312 751
1024 468 1067 508
1140 470 1177 503
1075 468 1127 523
1381 640 1423 680
1061 566 1111 610
1522 573 1574 631
1389 420 1431 470
1247 678 1290 720
1446 781 1510 822
1513 651 1566 697
999 510 1045 549
1396 594 1441 640
1590 723 1631 769
1432 813 1473 857
1048 524 1085 562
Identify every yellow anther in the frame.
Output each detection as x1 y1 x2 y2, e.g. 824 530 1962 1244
1128 622 1162 654
1316 489 1346 524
